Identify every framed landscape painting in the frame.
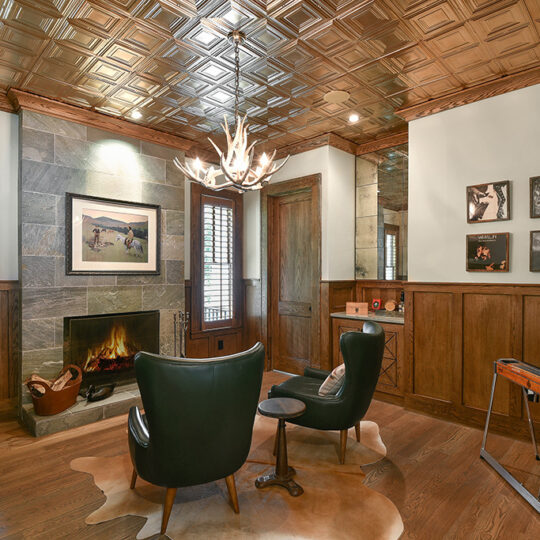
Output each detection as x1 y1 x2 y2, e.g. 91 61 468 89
466 233 509 272
466 181 510 223
531 231 540 272
66 193 160 275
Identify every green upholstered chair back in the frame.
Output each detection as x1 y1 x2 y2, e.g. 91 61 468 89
335 322 385 426
133 343 264 487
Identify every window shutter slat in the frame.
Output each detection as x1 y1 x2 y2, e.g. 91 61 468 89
202 202 234 322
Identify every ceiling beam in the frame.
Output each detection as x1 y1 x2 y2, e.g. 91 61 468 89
7 89 216 160
396 66 540 122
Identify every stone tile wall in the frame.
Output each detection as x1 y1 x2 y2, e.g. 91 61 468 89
19 110 185 404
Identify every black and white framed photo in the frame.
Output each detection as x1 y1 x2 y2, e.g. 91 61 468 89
466 181 510 224
66 193 161 275
530 231 540 272
530 176 540 218
466 233 509 272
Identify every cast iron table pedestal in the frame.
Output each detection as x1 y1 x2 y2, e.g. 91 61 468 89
255 397 306 497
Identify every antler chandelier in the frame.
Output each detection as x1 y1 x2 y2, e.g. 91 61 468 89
173 30 289 192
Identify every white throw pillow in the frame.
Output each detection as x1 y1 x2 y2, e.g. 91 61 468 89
318 363 346 396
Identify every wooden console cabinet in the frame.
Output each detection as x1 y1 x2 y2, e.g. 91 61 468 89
331 314 404 400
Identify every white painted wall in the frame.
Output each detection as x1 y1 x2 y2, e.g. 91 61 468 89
243 145 356 280
324 146 356 280
409 84 540 283
0 111 19 280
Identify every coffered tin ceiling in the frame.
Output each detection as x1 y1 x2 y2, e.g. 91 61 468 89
0 0 538 151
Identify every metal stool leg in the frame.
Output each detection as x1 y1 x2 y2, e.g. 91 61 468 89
481 372 498 453
480 369 540 512
522 387 540 461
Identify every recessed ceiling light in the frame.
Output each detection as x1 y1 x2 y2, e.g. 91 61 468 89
131 110 142 120
323 90 350 104
349 113 359 123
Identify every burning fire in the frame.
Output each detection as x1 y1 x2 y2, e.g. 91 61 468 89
84 324 137 373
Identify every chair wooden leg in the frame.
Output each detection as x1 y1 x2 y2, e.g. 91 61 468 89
161 487 177 535
130 468 137 489
273 422 279 456
339 429 348 464
225 474 239 513
355 422 361 443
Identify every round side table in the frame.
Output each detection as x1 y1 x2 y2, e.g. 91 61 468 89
255 397 306 497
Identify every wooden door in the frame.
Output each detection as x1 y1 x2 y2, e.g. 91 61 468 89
266 176 320 374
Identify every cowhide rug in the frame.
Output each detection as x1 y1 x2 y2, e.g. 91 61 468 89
71 416 403 539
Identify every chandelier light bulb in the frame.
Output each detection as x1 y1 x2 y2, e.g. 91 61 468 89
349 113 360 123
194 157 201 170
260 152 268 165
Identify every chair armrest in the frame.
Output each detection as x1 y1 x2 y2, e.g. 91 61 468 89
304 367 331 380
128 406 150 448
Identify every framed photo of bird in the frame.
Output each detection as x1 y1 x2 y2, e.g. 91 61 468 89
66 193 160 275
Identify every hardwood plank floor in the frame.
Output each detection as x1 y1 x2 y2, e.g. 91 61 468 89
0 372 538 539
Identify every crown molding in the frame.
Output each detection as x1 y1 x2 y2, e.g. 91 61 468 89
6 89 218 159
274 132 358 160
396 66 540 122
355 130 408 155
0 93 15 113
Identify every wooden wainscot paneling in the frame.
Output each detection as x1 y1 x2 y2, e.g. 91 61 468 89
332 315 405 401
523 295 540 419
462 293 515 416
402 282 539 441
320 281 356 371
0 281 18 400
410 291 455 403
356 280 404 308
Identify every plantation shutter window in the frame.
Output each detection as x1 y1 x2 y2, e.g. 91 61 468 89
200 194 237 329
190 185 242 338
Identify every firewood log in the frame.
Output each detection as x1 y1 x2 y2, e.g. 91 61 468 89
26 374 52 396
51 369 73 391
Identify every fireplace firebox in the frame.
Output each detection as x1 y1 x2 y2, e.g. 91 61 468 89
64 311 159 388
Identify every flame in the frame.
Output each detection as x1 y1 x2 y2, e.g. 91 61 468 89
84 324 137 372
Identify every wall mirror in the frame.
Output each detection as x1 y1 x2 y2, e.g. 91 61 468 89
355 143 408 281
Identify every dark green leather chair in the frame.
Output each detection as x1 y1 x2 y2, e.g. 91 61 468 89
128 343 264 536
269 322 384 464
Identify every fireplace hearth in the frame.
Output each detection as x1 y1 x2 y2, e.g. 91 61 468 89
64 311 159 388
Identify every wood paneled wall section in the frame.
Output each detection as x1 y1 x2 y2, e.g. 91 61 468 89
320 281 356 371
355 280 404 306
405 282 540 440
0 281 18 400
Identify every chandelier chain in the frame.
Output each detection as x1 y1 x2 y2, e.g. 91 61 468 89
172 28 290 192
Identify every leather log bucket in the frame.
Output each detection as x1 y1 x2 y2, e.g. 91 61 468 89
26 365 83 416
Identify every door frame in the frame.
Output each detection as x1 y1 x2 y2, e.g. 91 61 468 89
261 174 322 371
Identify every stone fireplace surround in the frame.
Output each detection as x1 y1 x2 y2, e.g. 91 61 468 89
18 110 185 436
